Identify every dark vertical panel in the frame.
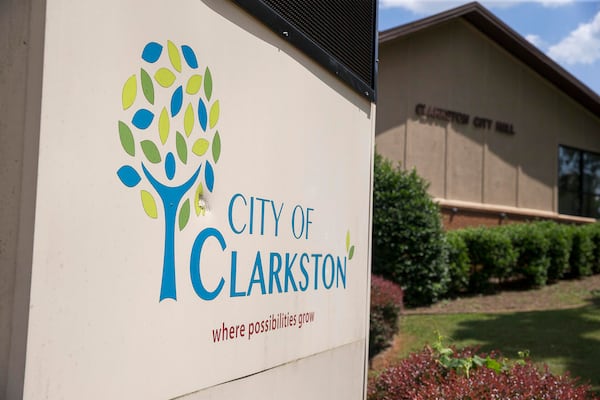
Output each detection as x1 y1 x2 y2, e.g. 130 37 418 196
233 0 377 101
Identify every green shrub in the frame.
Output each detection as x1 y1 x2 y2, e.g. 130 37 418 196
584 223 600 274
537 221 572 282
369 275 404 357
569 225 594 278
507 223 550 287
372 153 449 307
445 231 471 296
460 227 517 292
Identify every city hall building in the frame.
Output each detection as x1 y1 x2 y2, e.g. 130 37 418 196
376 2 600 229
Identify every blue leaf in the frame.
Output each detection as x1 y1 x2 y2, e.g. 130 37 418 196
205 161 214 192
142 42 163 63
198 99 207 132
117 165 141 187
132 109 154 129
181 45 198 69
165 152 176 180
171 86 183 117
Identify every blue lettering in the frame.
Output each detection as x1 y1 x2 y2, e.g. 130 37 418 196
189 228 226 300
336 256 347 288
256 197 268 235
229 251 245 297
284 253 298 292
269 252 283 293
291 205 304 239
311 254 322 290
271 201 284 237
249 196 255 234
228 193 247 234
322 254 335 289
299 253 310 291
247 252 266 295
305 208 314 239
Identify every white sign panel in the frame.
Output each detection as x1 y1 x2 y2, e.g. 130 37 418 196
23 1 374 399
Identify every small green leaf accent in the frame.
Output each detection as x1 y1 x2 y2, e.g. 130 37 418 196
349 245 355 260
122 75 137 110
159 108 169 144
192 139 209 156
346 230 350 252
212 131 221 163
179 199 190 230
186 75 202 95
140 68 154 104
118 121 135 156
168 40 182 73
155 68 176 88
176 131 188 164
141 190 158 219
209 100 219 129
204 67 213 101
184 103 194 136
141 140 161 163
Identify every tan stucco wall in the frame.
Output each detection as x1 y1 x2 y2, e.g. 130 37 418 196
376 18 600 215
0 0 44 398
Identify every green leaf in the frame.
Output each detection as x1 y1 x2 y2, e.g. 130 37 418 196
349 245 355 260
168 40 182 73
184 103 194 136
346 230 351 252
209 100 219 129
212 131 221 163
122 75 137 110
118 121 135 156
186 74 202 95
176 131 187 164
179 199 190 230
155 68 176 88
204 67 213 101
140 68 154 104
140 190 158 219
192 138 209 156
140 140 161 163
159 107 169 144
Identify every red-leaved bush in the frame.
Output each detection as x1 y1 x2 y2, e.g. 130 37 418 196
369 275 404 357
368 347 599 400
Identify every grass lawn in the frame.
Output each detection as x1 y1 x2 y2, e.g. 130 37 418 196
372 277 600 392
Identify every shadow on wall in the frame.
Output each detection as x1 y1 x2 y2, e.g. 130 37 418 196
451 293 600 391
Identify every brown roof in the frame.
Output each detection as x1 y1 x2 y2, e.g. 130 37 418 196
379 2 600 118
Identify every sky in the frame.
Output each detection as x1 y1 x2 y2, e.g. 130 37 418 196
378 1 600 96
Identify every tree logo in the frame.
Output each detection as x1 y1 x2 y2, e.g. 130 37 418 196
116 40 222 301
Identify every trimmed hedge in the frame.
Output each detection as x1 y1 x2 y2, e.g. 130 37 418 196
367 346 599 400
445 231 470 296
372 153 449 307
445 221 600 297
538 221 572 282
458 227 517 292
569 225 594 278
369 275 404 357
507 223 551 287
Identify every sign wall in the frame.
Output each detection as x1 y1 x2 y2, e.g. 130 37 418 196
21 1 374 398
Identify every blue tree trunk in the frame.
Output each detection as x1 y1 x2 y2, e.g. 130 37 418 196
142 163 201 301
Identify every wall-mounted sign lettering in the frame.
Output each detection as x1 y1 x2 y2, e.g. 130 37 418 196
415 103 515 134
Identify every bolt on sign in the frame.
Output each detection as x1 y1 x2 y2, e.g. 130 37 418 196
2 1 376 399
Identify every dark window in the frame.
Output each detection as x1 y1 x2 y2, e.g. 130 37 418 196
559 145 600 218
232 0 377 101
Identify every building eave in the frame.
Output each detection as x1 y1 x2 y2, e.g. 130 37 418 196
379 2 600 119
